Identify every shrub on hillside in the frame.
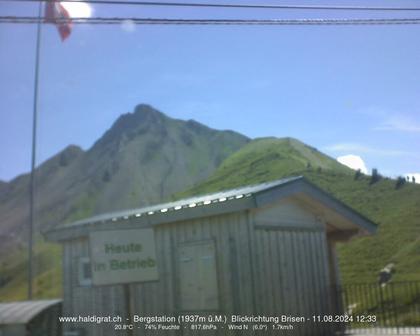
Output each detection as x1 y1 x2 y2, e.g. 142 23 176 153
354 169 362 180
370 168 381 185
395 176 406 190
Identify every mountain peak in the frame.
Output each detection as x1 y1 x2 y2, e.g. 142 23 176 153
132 104 168 123
134 103 163 114
120 104 167 126
92 104 169 150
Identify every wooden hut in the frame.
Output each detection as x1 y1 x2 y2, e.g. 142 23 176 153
46 176 377 336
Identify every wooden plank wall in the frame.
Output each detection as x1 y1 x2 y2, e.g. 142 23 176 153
250 226 333 335
63 238 127 336
250 199 335 336
63 212 252 336
63 207 335 336
128 211 254 336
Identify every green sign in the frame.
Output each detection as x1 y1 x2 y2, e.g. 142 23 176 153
89 228 159 285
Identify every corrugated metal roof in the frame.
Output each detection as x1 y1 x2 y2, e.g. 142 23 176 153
46 175 378 242
62 176 302 229
0 299 61 325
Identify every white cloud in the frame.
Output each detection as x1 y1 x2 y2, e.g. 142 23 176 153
337 155 368 174
355 106 420 133
62 1 93 18
404 173 420 184
121 19 136 33
374 116 420 133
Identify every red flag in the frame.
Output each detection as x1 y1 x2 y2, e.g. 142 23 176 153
45 1 72 41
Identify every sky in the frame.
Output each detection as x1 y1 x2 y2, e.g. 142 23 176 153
1 0 420 182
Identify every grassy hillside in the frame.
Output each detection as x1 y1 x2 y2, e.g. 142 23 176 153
305 171 420 284
176 137 351 197
1 136 418 301
0 236 62 301
177 137 420 284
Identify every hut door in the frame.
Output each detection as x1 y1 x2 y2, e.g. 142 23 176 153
179 240 219 311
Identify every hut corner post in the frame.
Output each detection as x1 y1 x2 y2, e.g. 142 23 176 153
326 235 346 335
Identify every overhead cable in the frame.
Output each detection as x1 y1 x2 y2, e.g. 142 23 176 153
1 0 420 11
2 16 420 25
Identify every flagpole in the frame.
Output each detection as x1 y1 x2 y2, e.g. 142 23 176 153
28 0 43 300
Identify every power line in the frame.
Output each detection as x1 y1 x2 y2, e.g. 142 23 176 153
2 0 420 11
1 16 420 25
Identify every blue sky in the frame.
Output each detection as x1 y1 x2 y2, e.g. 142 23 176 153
1 0 420 181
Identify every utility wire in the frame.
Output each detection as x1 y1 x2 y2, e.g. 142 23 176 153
1 16 420 25
1 0 420 11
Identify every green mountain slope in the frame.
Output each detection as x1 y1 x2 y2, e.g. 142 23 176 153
0 105 249 256
177 138 420 284
176 137 352 197
1 117 418 301
0 104 249 300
